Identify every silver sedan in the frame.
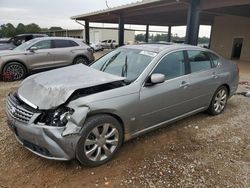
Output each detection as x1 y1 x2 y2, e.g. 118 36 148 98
0 37 94 80
5 44 239 167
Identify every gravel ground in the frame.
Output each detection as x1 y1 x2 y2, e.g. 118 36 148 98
0 55 249 187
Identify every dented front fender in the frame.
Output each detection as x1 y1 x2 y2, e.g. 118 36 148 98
62 106 90 136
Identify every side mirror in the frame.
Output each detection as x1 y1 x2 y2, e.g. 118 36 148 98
147 73 165 85
29 46 38 52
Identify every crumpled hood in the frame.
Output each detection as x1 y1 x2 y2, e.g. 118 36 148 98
17 64 125 109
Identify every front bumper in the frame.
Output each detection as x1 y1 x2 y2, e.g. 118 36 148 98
5 94 81 161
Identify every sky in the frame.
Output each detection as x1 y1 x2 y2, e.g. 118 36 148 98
0 0 211 37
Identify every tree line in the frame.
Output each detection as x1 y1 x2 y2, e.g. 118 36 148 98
0 22 209 44
0 23 63 38
135 33 210 44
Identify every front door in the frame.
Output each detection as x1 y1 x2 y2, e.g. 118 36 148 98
139 51 193 130
26 39 54 70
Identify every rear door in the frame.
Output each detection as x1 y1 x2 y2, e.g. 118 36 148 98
51 39 79 66
26 39 54 70
185 50 221 109
139 50 193 129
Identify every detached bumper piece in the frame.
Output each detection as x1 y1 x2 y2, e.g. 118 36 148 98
235 91 250 98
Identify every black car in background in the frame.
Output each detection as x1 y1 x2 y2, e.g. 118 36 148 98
0 34 48 51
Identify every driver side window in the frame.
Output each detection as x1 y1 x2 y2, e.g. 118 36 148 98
153 51 185 80
31 40 51 50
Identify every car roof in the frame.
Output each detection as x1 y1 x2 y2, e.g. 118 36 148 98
36 37 82 41
15 34 47 37
123 43 205 53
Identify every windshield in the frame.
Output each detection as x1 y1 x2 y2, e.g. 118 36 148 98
91 48 157 83
13 38 39 51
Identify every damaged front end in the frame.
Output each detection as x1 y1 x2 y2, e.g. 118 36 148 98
6 79 126 160
35 105 90 137
5 92 90 160
36 107 75 127
6 64 127 160
34 80 126 136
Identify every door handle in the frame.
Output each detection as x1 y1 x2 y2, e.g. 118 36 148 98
180 81 189 88
212 72 218 79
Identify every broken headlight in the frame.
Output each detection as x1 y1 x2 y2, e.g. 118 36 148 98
36 107 74 127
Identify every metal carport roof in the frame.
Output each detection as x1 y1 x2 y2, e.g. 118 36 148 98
71 0 250 45
71 0 214 26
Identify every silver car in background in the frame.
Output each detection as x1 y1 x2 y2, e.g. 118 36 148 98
0 37 94 80
5 44 239 167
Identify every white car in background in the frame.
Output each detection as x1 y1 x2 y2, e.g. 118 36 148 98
90 42 103 51
100 39 118 49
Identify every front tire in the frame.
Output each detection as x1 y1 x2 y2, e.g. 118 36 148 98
2 62 27 81
207 86 228 115
76 115 123 167
73 56 89 65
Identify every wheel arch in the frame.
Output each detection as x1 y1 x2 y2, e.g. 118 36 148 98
1 59 28 74
207 84 231 110
221 83 230 95
86 112 125 142
73 54 90 64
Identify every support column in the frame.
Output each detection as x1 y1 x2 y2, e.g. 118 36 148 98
145 25 149 43
167 26 172 42
208 22 214 49
118 15 124 46
85 20 90 45
185 0 200 45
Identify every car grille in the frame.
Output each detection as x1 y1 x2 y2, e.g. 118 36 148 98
6 94 34 123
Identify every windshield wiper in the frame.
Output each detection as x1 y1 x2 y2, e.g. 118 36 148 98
100 52 121 71
121 56 128 77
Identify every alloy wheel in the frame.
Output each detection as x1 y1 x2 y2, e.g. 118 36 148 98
84 123 119 162
5 64 24 80
213 89 227 113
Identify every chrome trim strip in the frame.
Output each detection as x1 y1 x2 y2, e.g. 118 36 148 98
18 94 38 109
130 107 205 139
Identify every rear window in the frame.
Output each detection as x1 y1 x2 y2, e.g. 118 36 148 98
187 50 212 73
53 39 78 48
207 52 220 67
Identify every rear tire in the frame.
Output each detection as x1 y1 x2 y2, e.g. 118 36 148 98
73 56 89 65
207 86 228 115
2 62 27 81
76 115 123 167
